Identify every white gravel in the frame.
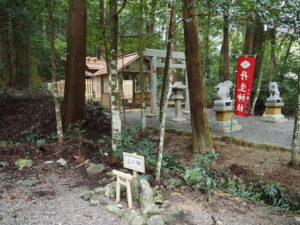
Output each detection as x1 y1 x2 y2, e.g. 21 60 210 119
125 108 295 149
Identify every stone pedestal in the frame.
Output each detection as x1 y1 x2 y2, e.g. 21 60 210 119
262 101 287 123
211 100 242 133
170 82 186 123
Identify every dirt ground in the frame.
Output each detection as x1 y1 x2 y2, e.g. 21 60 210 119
1 94 300 225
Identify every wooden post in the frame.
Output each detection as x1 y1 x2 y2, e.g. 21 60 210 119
116 176 120 202
184 70 190 114
150 56 157 116
126 179 132 209
113 170 134 209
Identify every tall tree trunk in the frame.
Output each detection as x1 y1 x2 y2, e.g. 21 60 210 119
146 0 157 48
98 0 105 58
0 16 10 87
47 0 64 143
280 31 294 78
182 0 213 154
155 0 175 183
63 0 87 126
243 18 254 55
250 20 265 115
290 74 300 167
203 0 211 79
108 0 121 152
7 12 17 84
139 0 146 132
159 2 176 123
268 27 276 82
222 14 230 81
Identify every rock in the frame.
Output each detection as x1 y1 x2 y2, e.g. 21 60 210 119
216 221 223 225
15 159 33 169
296 217 300 222
56 158 67 166
139 180 161 216
153 195 164 204
130 215 147 225
104 181 126 199
80 190 95 201
124 210 139 224
87 164 105 175
163 208 185 225
106 204 124 217
116 203 124 209
94 187 105 193
104 181 117 198
161 201 171 209
131 178 142 202
147 215 165 225
89 194 107 206
140 203 161 217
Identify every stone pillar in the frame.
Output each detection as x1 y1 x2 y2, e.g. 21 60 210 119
170 82 186 122
262 82 287 123
183 71 190 115
148 56 157 117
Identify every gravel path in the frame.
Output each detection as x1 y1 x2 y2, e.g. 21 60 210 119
0 172 126 225
125 108 295 149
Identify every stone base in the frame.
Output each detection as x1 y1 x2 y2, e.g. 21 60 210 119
266 97 283 103
170 117 186 123
214 100 233 107
183 110 190 115
211 120 242 133
261 114 287 123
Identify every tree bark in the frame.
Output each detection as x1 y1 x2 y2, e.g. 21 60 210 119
155 0 175 183
243 18 254 55
146 0 157 48
138 0 146 132
98 0 105 58
159 2 176 123
63 0 87 126
182 0 213 154
250 20 265 115
222 14 230 81
290 74 300 167
268 27 276 82
203 0 211 79
107 0 122 152
47 0 64 143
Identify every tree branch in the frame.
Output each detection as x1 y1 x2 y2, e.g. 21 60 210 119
117 0 128 15
176 13 268 28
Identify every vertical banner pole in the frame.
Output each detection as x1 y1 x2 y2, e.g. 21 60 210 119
230 55 237 145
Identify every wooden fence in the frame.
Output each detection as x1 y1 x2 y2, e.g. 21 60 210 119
123 80 133 99
47 79 94 100
48 79 134 101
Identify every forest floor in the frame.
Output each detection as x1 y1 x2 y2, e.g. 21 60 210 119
0 93 300 225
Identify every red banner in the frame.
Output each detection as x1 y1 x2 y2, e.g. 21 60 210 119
234 56 256 117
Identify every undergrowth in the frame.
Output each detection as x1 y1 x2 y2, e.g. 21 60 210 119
100 123 183 173
184 150 298 211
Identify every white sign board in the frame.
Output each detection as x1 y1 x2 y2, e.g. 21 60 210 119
123 152 145 173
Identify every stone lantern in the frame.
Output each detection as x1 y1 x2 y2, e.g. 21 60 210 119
170 81 186 122
262 82 287 123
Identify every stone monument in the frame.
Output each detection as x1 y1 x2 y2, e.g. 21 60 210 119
262 82 287 123
212 80 242 133
170 81 186 122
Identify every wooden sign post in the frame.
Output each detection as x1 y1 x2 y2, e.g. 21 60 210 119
112 152 145 209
